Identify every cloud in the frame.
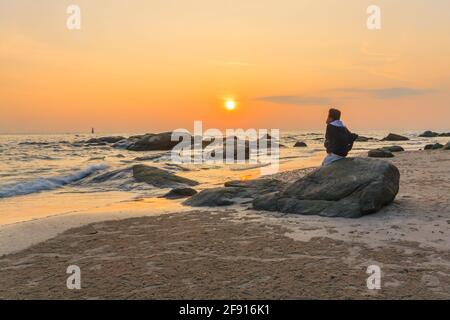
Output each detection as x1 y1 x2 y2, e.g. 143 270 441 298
255 95 331 106
336 87 435 99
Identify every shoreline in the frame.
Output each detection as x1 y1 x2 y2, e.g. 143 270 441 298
0 150 449 298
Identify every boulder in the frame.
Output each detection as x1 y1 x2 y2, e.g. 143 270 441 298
183 187 239 206
424 143 444 150
184 179 283 207
294 141 307 147
128 132 182 151
355 136 372 142
419 131 439 138
443 142 450 150
86 136 125 144
381 146 404 152
162 187 198 199
381 133 409 141
368 149 394 158
253 158 400 218
132 165 198 188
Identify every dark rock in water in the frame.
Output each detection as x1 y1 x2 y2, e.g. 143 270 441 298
162 187 197 199
424 143 444 150
86 136 125 144
443 142 450 150
19 141 51 146
381 146 404 152
128 132 183 151
132 164 198 188
294 141 307 147
438 132 450 137
368 149 394 158
419 131 439 138
355 136 373 142
381 133 409 141
184 178 283 207
253 158 400 218
207 136 251 161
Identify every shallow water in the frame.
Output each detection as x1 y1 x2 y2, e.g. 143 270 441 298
0 130 447 225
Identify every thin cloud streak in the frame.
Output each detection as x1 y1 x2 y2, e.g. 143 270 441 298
255 95 332 106
335 87 435 99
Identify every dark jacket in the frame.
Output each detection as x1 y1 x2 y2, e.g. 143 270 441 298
324 122 358 157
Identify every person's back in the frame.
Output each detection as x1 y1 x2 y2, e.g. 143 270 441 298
322 108 357 166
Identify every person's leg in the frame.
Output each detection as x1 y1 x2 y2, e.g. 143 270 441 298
322 153 344 166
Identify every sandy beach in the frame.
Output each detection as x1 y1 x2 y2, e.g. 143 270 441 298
0 150 449 299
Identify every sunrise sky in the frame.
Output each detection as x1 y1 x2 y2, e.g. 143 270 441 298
1 0 449 133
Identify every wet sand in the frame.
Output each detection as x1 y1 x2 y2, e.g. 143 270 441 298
0 150 449 299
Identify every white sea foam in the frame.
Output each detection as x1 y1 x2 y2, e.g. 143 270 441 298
0 164 108 198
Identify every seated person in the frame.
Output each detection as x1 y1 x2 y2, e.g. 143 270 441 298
322 108 358 166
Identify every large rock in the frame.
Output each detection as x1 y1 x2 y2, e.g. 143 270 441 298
132 165 198 188
128 132 182 151
438 132 450 137
424 143 443 150
381 133 409 141
253 158 400 218
294 141 307 147
184 179 283 207
368 149 394 158
355 136 373 142
381 145 404 152
86 136 125 144
419 131 439 138
162 187 198 199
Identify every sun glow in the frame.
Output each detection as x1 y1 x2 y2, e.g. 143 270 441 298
225 100 236 111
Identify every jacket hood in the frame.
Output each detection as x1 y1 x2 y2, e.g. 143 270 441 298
330 120 345 127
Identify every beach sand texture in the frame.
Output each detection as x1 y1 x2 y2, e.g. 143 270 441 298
0 150 449 299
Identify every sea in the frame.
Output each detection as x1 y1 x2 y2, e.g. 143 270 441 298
0 130 447 225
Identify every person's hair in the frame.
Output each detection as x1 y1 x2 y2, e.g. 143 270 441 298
328 108 341 121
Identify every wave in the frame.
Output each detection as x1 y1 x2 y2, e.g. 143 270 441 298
0 164 108 198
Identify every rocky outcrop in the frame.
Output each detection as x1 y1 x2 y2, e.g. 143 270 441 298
86 136 125 144
253 158 400 218
127 132 182 151
419 131 439 138
132 165 198 188
162 187 198 199
443 142 450 150
294 141 307 147
381 133 409 141
381 146 404 152
183 179 283 207
184 158 400 218
439 132 450 137
355 136 373 142
368 149 394 158
424 143 444 150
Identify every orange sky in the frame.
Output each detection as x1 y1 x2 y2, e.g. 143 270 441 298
1 0 449 133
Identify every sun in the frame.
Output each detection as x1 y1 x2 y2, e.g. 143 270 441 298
225 100 236 111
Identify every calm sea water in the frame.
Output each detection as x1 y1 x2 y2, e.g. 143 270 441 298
0 130 447 223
